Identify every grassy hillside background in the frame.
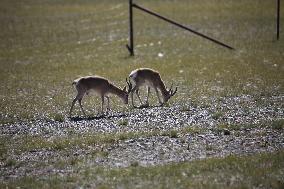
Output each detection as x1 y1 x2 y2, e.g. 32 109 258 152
0 0 283 122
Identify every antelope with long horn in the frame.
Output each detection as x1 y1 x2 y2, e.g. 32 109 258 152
126 68 177 108
69 76 130 117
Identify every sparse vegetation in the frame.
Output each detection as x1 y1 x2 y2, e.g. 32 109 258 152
182 125 204 135
1 151 284 189
53 113 65 122
212 112 223 120
206 144 214 151
216 123 258 132
130 161 139 167
5 159 17 167
169 130 178 138
271 119 284 130
118 119 128 126
161 129 179 138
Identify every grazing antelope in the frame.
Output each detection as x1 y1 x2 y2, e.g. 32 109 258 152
126 68 177 108
69 76 130 117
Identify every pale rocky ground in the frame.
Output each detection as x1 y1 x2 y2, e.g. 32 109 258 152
1 95 283 178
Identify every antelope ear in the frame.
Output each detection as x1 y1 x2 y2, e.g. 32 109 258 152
123 86 126 91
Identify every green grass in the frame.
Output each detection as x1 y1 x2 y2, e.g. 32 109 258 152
0 0 283 124
212 111 223 120
117 119 128 126
2 121 279 158
52 113 65 122
215 120 284 133
0 125 201 155
271 119 284 130
1 151 283 189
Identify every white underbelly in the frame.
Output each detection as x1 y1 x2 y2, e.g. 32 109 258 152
129 78 154 88
144 80 154 87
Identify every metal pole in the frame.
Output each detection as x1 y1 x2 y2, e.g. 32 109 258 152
126 0 134 56
277 0 280 40
133 3 234 50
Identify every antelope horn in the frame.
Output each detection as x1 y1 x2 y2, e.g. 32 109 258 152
171 87 177 96
126 78 132 92
168 83 173 92
126 78 130 86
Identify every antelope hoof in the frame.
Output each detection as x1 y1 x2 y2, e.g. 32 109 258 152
138 103 149 109
106 109 110 114
144 102 149 107
96 112 105 118
140 103 149 108
132 105 139 109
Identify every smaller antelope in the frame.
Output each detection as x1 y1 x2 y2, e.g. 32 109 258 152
126 68 177 108
69 76 130 117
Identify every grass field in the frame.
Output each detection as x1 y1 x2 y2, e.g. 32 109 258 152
2 151 284 189
0 0 284 188
0 0 283 123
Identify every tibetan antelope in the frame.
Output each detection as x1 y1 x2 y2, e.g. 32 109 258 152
126 68 177 108
69 76 130 117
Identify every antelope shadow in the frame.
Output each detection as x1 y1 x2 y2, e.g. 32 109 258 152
69 113 127 122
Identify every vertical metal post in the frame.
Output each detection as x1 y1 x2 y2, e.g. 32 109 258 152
127 0 134 56
277 0 280 40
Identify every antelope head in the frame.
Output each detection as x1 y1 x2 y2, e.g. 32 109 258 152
165 83 177 103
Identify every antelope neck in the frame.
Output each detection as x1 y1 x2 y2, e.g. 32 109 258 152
108 83 125 98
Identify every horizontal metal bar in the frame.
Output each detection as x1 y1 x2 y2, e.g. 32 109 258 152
133 3 234 50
